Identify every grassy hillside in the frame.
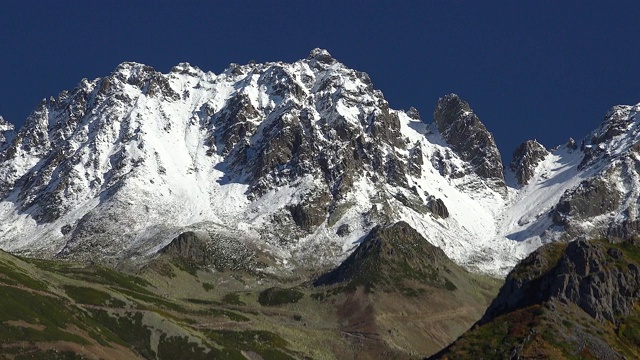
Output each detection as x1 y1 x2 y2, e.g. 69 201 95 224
0 222 501 359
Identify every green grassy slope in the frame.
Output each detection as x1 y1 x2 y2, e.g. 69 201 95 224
0 222 501 359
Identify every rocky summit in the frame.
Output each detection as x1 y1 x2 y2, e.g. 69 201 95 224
509 140 549 186
433 94 506 194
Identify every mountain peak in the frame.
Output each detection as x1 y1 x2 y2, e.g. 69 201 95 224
0 50 639 280
510 139 549 185
435 93 471 113
0 116 13 131
170 62 206 77
314 221 457 291
114 61 155 73
433 93 506 193
308 47 332 58
0 116 15 145
307 48 335 66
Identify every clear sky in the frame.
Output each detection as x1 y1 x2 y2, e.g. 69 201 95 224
1 1 639 162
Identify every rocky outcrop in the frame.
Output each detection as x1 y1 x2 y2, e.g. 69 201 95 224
592 105 636 145
553 178 621 226
482 239 640 324
288 190 331 232
426 196 449 219
0 116 14 145
579 104 639 169
509 140 549 185
159 231 209 265
158 231 258 272
433 94 506 193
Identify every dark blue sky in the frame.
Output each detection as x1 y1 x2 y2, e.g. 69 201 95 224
1 1 639 161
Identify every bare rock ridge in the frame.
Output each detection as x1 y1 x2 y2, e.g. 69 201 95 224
0 116 14 144
482 239 640 324
579 104 639 169
547 102 640 245
430 239 640 360
433 93 506 194
509 140 549 185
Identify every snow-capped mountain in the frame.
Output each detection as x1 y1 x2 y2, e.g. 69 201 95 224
0 49 637 276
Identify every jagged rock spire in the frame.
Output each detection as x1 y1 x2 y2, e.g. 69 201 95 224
0 116 15 144
510 140 549 185
433 93 506 193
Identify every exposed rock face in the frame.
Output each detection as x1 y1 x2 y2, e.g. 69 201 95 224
158 231 259 272
159 231 208 265
433 94 506 193
553 178 621 226
509 140 549 185
608 219 640 240
592 105 636 145
566 137 578 150
430 239 638 360
288 190 331 232
482 239 640 324
579 104 638 169
426 196 449 219
406 106 421 120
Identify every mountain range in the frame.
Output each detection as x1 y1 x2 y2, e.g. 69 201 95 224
1 49 639 277
1 49 640 358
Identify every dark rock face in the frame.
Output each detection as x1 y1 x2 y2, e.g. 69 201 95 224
406 106 421 121
158 231 258 272
592 105 635 145
433 94 506 193
289 190 331 232
426 196 449 219
509 140 549 185
159 231 208 264
553 178 621 226
307 48 336 66
408 144 424 178
482 239 640 324
212 93 259 156
430 149 465 178
566 137 578 150
608 219 640 240
113 62 180 101
336 224 350 237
